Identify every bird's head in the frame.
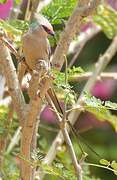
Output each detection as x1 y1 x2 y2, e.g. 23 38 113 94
41 24 55 36
31 13 55 37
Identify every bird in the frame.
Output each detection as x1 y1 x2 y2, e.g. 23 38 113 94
22 13 55 71
21 14 63 113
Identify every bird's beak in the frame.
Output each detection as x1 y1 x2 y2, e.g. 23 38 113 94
50 31 55 36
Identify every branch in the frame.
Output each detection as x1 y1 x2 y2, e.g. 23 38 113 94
68 72 117 82
28 61 48 99
24 0 31 20
37 0 52 12
38 36 117 177
52 0 100 69
68 25 101 68
79 37 117 94
20 72 53 180
30 0 41 20
0 40 26 123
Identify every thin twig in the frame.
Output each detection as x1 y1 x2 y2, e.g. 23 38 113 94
6 127 22 154
84 162 117 174
45 94 83 180
39 124 59 133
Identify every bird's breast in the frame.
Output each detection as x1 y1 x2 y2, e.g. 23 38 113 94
22 35 50 70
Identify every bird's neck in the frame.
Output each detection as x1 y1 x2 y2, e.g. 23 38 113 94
30 25 48 38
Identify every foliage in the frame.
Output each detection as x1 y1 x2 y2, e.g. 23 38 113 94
104 101 117 111
99 159 117 176
0 106 19 179
83 93 117 131
0 106 9 136
68 66 85 75
99 159 110 166
0 19 29 45
14 0 22 5
42 0 77 45
52 67 83 105
56 145 100 180
42 0 77 25
0 106 18 137
93 5 117 39
0 0 21 3
52 66 84 102
1 154 19 180
0 0 7 3
111 161 117 175
52 66 84 103
21 148 76 180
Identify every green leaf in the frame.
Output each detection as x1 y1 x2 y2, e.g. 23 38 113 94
68 66 85 77
105 101 117 111
14 0 21 4
99 159 110 166
0 0 7 3
39 138 48 150
93 5 117 39
0 106 9 136
0 126 6 135
55 163 64 169
9 19 29 32
0 20 22 35
111 161 117 170
0 19 29 45
52 66 84 87
83 93 117 131
110 161 117 175
52 69 76 104
42 0 77 25
2 154 19 179
40 163 64 178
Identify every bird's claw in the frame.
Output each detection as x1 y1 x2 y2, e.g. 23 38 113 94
35 59 49 72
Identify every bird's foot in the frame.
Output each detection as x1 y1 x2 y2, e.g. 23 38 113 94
35 59 49 73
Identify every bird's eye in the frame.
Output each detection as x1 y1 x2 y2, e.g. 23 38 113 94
42 25 55 36
42 25 49 33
